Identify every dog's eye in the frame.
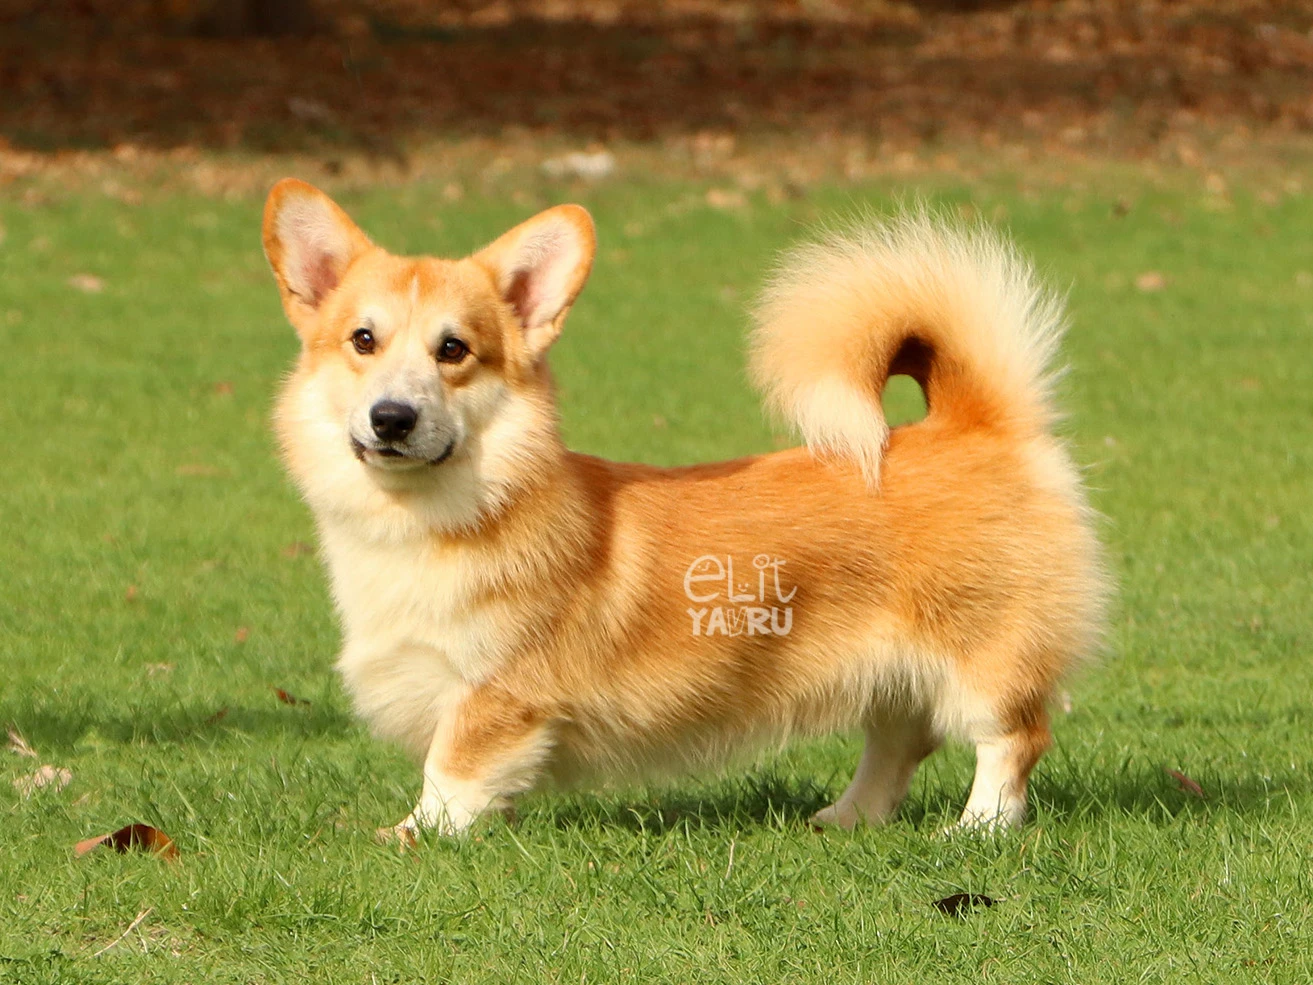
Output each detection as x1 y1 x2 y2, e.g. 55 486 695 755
437 338 470 364
351 328 375 355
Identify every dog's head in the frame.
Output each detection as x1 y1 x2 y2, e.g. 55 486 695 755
264 179 594 534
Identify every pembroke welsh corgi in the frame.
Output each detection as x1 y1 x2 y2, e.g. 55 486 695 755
263 179 1107 843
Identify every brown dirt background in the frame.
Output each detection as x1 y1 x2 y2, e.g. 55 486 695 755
3 1 1312 192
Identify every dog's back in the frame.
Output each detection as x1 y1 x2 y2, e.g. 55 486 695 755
466 216 1107 828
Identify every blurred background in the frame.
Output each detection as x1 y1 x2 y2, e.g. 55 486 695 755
3 1 1312 192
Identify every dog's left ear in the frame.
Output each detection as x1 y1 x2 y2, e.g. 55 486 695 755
475 205 596 360
263 179 373 334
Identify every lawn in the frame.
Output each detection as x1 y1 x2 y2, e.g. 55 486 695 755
2 167 1312 983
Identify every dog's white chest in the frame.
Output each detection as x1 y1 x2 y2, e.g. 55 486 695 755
319 527 506 755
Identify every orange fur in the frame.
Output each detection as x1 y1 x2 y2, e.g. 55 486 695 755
262 180 1108 839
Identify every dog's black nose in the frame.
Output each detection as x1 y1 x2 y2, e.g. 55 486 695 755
370 401 418 442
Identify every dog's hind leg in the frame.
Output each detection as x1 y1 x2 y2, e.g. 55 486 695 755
953 703 1050 831
810 713 939 830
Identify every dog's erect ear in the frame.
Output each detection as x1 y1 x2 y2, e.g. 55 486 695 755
263 179 372 329
474 205 596 360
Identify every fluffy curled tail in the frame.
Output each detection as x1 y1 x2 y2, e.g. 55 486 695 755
749 213 1066 484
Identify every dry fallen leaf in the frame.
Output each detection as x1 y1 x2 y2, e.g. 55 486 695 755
932 893 996 917
13 765 72 799
1166 768 1204 798
273 687 309 706
68 273 105 293
124 584 139 602
7 727 38 759
281 541 313 559
213 381 234 396
75 824 179 861
1135 271 1167 292
234 626 249 644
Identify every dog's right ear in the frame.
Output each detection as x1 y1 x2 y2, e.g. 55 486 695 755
263 179 372 334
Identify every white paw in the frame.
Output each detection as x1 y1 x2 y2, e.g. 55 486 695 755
809 802 859 831
375 805 467 849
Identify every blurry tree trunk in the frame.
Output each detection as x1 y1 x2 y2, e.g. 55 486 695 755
195 0 319 36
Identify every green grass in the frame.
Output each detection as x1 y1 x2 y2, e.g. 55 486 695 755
2 171 1312 983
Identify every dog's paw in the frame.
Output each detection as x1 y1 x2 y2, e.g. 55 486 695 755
375 819 420 851
809 803 859 831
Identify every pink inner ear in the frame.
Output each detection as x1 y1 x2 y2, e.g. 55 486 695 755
304 251 341 307
504 267 539 327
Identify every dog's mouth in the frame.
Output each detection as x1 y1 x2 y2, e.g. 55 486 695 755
351 437 456 468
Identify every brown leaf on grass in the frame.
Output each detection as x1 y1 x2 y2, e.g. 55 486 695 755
932 893 996 917
13 765 72 798
1135 271 1167 292
1166 768 1204 798
68 273 105 293
124 584 139 602
273 687 309 706
281 541 313 559
234 626 249 643
213 381 234 396
74 824 179 861
7 727 38 758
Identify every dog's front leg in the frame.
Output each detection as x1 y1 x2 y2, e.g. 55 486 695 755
383 689 554 846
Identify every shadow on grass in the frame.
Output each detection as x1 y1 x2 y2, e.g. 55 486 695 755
9 697 1306 833
538 771 836 836
532 758 1309 837
3 701 355 752
1025 765 1306 825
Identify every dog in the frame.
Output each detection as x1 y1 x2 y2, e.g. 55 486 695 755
262 179 1107 843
